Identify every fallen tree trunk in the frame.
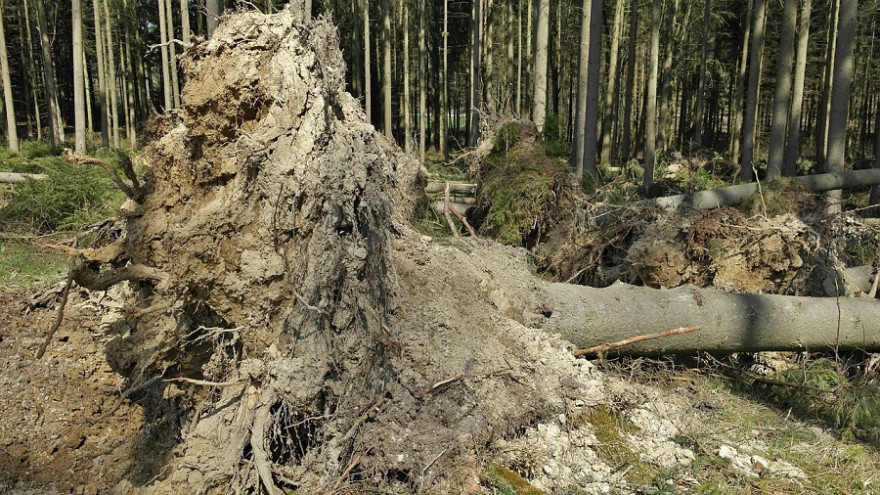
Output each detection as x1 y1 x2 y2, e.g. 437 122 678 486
543 281 880 355
0 172 46 183
651 169 880 211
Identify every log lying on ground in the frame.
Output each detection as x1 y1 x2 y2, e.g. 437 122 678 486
542 281 880 355
651 169 880 211
0 172 45 183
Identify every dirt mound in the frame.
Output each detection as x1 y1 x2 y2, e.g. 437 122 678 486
47 4 611 493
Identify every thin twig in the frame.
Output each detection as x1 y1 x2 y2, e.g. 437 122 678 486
164 377 248 387
572 326 702 358
35 272 74 359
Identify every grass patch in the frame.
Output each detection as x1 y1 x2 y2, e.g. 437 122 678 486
0 240 69 291
484 463 545 495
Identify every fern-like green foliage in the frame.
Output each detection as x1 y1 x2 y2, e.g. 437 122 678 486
0 155 122 233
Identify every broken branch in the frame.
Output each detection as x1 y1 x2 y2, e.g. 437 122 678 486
62 149 144 202
573 326 703 358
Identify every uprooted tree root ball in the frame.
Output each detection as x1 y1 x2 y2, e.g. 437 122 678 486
65 4 603 493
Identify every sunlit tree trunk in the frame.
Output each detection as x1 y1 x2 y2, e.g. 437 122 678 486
165 0 181 109
816 0 839 171
766 0 797 179
825 0 858 214
159 0 172 112
740 0 766 181
73 0 86 153
533 0 550 132
181 0 191 41
206 0 219 37
0 0 17 152
516 0 522 116
643 0 660 192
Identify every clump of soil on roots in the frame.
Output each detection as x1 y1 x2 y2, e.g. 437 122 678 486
69 4 603 493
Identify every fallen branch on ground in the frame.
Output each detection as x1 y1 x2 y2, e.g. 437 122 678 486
573 326 702 358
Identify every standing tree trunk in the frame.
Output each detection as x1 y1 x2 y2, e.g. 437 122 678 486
871 98 880 205
658 0 680 153
825 0 858 214
582 0 602 175
643 0 660 193
165 0 181 110
740 0 766 181
206 0 219 37
158 0 172 112
22 0 42 141
33 0 64 145
73 0 85 153
403 0 410 153
816 0 839 171
693 0 711 149
784 0 811 176
601 0 625 163
382 0 392 140
766 0 797 179
533 0 550 133
729 0 752 168
572 0 590 176
181 0 191 42
364 0 372 122
440 0 448 160
621 0 638 161
467 0 480 147
93 0 109 147
104 0 120 146
419 0 427 159
0 0 17 152
516 0 522 117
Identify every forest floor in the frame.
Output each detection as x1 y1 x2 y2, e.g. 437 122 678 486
2 235 880 494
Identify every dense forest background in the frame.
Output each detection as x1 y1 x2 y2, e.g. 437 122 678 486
1 0 879 197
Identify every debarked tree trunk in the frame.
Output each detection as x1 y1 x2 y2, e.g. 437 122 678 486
542 281 880 355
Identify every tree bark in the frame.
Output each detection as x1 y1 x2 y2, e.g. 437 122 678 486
766 0 797 179
103 0 120 146
72 0 85 153
582 0 602 176
181 0 190 42
93 0 109 147
165 0 181 110
783 0 811 177
382 0 392 140
440 0 448 160
543 282 880 355
642 0 660 192
693 0 711 149
33 0 64 145
403 0 410 153
740 0 766 181
656 0 678 154
816 0 839 171
22 0 42 141
467 0 480 147
532 0 550 133
621 0 638 162
825 0 858 215
158 0 172 112
571 0 591 176
364 0 372 122
644 168 880 212
0 0 17 152
0 172 46 183
206 0 219 37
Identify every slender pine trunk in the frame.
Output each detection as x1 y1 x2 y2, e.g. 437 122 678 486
601 0 624 163
816 0 839 171
643 0 660 192
693 0 711 148
825 0 858 214
740 0 766 181
766 0 797 179
34 0 64 145
783 0 811 176
73 0 85 152
0 0 17 152
621 0 638 161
